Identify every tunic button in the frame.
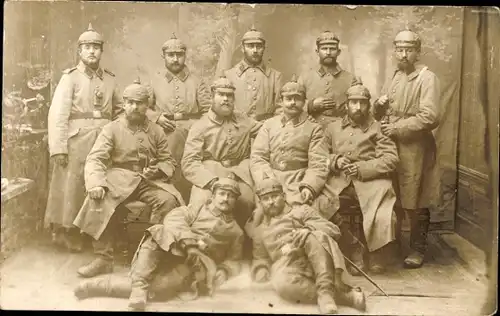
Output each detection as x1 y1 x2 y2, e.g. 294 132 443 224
347 152 351 155
253 78 257 82
392 89 396 93
253 87 256 91
138 138 143 143
175 86 179 90
326 82 329 85
176 96 179 99
253 96 257 100
253 69 256 73
349 132 353 136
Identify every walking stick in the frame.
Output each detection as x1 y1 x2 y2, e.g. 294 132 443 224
343 254 389 297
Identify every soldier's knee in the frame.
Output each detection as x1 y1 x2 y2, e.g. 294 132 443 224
272 273 315 303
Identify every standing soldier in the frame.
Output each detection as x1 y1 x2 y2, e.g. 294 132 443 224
181 76 262 231
146 34 211 202
298 31 359 128
224 27 283 122
45 23 122 252
373 29 441 269
250 75 329 209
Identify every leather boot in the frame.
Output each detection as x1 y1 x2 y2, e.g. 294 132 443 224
369 245 388 274
303 234 337 314
74 275 132 300
77 257 113 278
347 243 365 276
333 268 367 311
331 213 365 277
128 237 162 311
404 209 430 269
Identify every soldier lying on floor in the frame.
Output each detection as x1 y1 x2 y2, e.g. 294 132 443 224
248 176 366 314
73 176 244 311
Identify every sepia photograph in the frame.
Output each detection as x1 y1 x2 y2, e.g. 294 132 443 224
1 2 498 314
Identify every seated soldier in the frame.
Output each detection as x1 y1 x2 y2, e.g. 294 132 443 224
181 76 262 232
250 177 366 314
73 79 184 278
314 82 399 274
73 176 244 311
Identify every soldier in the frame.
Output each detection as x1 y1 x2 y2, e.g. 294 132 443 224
250 75 329 209
44 23 123 252
298 31 359 128
146 34 211 201
224 27 283 121
73 176 244 312
314 82 399 275
73 79 184 278
181 76 262 231
373 29 441 269
250 177 366 314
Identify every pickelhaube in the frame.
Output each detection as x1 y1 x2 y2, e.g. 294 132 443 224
316 30 340 47
78 23 104 46
280 74 306 98
346 80 371 100
210 75 236 93
242 26 265 44
123 78 149 101
255 175 283 197
161 33 187 53
213 173 241 196
393 28 421 49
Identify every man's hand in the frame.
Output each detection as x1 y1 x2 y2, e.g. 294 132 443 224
344 163 359 178
185 246 203 266
88 186 106 200
214 269 228 288
157 114 176 132
300 187 314 205
381 122 396 137
336 156 352 170
143 165 162 180
52 154 68 167
254 268 270 283
377 95 389 106
312 97 336 111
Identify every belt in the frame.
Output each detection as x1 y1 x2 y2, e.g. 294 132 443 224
254 113 274 122
204 158 242 168
69 111 111 120
114 162 145 172
271 160 308 172
164 112 202 121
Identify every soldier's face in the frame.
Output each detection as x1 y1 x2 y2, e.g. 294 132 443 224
242 42 265 65
260 192 286 217
163 51 186 74
212 188 238 213
282 94 305 118
316 44 340 66
124 98 148 123
79 44 102 68
346 99 370 123
394 45 419 70
212 90 235 117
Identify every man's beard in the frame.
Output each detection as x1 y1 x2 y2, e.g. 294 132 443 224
348 111 367 125
126 112 146 124
165 62 184 74
82 56 99 69
320 56 337 66
244 53 263 65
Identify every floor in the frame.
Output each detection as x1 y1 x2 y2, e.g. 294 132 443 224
0 232 490 314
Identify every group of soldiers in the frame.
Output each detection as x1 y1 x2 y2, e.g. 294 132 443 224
44 22 441 313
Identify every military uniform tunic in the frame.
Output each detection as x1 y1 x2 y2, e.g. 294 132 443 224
314 116 399 252
224 60 283 121
373 64 441 210
182 110 262 227
298 65 358 127
45 61 123 229
250 112 329 205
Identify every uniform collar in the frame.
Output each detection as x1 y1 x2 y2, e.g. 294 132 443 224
280 111 308 127
207 202 234 222
121 116 150 133
236 59 270 77
207 109 239 127
77 61 104 79
341 115 374 133
164 66 190 82
317 64 343 77
393 63 426 81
